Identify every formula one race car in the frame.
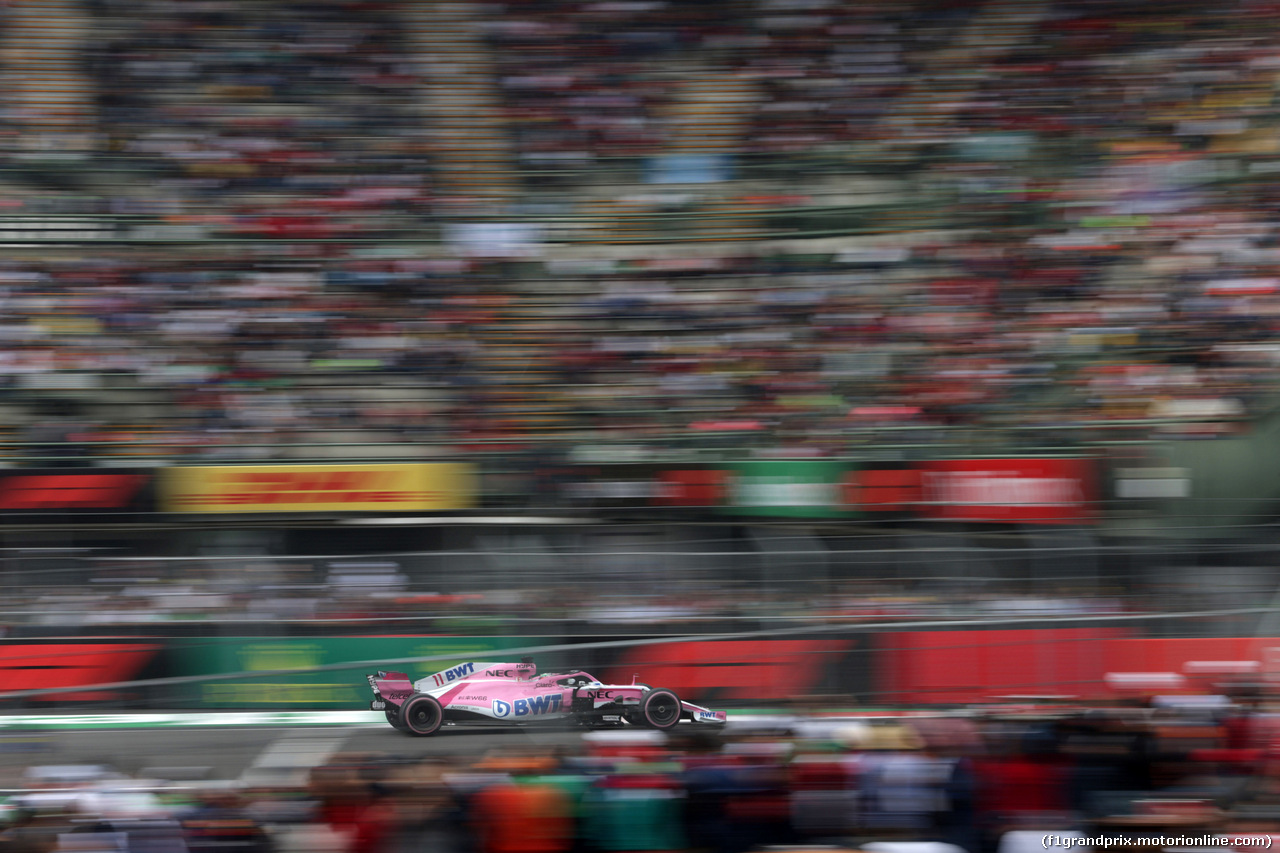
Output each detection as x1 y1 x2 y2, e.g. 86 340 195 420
367 659 727 736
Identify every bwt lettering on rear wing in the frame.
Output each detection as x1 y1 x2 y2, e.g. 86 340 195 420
431 662 476 686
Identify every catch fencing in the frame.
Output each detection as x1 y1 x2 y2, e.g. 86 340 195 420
1 607 1277 711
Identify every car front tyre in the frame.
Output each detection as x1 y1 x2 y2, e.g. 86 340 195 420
400 694 444 736
640 689 682 730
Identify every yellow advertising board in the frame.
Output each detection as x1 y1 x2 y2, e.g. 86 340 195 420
161 463 475 513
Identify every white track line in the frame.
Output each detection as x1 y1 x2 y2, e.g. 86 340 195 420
241 730 353 787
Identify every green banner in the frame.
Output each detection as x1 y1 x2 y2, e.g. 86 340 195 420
166 636 540 709
720 459 857 518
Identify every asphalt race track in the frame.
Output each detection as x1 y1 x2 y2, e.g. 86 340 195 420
0 722 590 789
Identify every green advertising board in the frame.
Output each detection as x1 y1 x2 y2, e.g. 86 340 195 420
721 459 857 518
166 636 542 709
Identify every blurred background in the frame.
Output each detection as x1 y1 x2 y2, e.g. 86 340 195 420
5 0 1280 849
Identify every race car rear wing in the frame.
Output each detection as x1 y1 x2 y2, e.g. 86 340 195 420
420 660 538 690
367 671 414 707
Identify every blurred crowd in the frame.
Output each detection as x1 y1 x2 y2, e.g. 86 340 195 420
4 697 1280 853
8 574 1126 629
89 0 427 235
0 0 1276 463
0 550 1130 631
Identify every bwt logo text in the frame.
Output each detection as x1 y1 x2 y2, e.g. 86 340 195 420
492 695 563 718
432 662 476 686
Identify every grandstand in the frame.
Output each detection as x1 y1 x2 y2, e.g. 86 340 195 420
0 0 1268 467
0 0 1272 631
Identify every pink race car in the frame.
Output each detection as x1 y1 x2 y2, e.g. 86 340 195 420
367 658 727 736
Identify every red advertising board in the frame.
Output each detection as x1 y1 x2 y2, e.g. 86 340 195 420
1104 636 1265 681
0 470 153 513
0 643 159 701
655 468 728 507
875 633 1278 705
917 458 1097 523
846 467 922 512
875 628 1129 704
562 465 728 509
604 639 858 703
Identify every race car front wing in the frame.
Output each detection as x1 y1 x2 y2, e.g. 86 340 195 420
681 700 727 724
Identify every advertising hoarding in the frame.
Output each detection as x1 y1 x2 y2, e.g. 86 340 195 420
0 469 154 514
166 636 535 708
916 458 1097 524
0 643 159 702
722 460 859 518
160 463 475 513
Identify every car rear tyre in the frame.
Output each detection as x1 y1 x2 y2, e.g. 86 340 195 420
641 689 682 730
400 694 444 736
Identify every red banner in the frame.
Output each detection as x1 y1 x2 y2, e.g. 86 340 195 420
604 639 856 703
0 643 159 701
0 470 152 513
876 633 1276 704
847 467 921 512
656 469 728 507
917 458 1097 523
876 628 1128 704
